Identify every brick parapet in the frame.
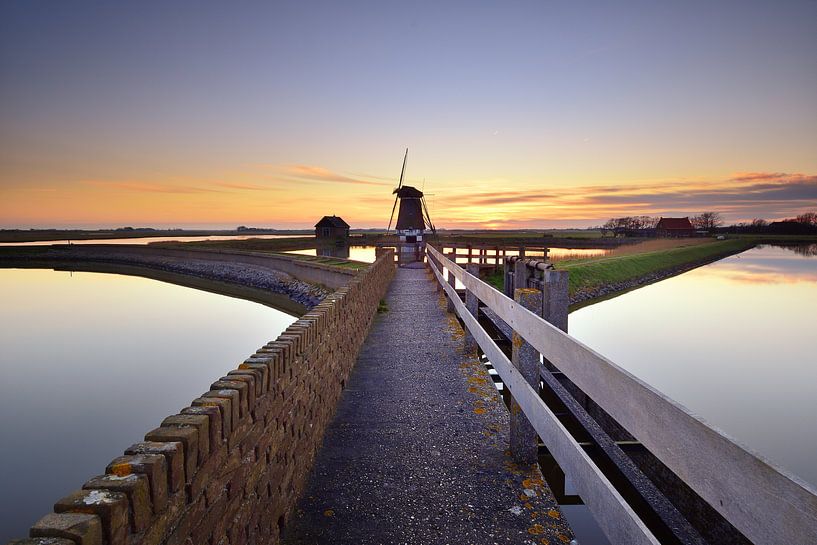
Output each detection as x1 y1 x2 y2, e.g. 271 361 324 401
13 250 395 545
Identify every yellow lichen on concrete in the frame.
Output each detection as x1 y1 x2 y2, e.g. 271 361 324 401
528 524 546 535
108 462 132 477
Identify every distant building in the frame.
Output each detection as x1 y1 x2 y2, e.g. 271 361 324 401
315 216 350 241
656 217 695 237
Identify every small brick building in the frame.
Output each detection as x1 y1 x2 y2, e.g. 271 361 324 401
315 216 350 241
656 217 695 237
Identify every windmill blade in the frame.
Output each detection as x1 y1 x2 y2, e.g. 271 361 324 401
387 148 409 233
397 148 408 190
421 195 436 235
387 193 399 233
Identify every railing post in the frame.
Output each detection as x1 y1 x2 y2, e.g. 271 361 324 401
513 258 531 291
510 287 541 464
428 251 443 292
464 264 480 352
446 253 457 312
502 256 513 297
542 270 569 333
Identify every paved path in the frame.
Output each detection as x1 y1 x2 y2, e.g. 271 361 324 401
283 267 573 545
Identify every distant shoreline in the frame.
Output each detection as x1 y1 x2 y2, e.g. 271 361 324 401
0 246 328 315
0 228 312 243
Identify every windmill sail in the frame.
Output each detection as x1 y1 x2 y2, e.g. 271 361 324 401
387 148 408 232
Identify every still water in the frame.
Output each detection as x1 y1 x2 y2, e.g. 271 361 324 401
570 245 817 489
287 246 378 263
0 269 297 541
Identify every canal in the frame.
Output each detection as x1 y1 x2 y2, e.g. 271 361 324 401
0 268 297 542
564 243 817 544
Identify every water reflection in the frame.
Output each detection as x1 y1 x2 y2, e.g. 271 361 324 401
0 269 296 541
287 246 377 263
569 244 817 488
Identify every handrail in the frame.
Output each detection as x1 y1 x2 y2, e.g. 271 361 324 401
427 244 817 545
427 248 659 544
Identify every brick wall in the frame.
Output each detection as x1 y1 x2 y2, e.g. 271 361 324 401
12 251 395 545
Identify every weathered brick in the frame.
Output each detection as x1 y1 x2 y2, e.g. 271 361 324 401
29 512 102 545
83 474 151 532
130 490 185 545
203 389 240 428
229 368 263 396
124 442 184 494
54 489 128 545
210 380 249 418
144 427 198 482
221 374 256 407
192 396 232 439
181 405 223 448
161 414 210 460
106 453 168 513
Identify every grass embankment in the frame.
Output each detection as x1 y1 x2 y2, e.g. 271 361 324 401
167 238 369 271
558 239 751 298
485 239 753 301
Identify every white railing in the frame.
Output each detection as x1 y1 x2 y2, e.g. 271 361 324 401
426 244 817 545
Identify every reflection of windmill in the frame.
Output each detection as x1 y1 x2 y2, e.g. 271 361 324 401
387 148 436 243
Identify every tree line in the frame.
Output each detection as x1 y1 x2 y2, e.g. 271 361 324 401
601 211 817 236
601 212 723 232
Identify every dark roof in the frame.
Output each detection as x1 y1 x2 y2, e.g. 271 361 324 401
394 186 424 198
315 215 350 229
656 217 694 230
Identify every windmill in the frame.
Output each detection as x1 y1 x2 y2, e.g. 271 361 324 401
387 148 436 242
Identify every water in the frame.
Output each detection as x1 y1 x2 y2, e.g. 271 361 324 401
0 268 297 541
287 246 378 263
570 244 817 488
1 233 312 246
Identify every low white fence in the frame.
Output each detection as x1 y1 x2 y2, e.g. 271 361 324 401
426 243 817 545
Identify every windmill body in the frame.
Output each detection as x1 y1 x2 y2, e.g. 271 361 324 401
386 149 435 265
394 186 427 243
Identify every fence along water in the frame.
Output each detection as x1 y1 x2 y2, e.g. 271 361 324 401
426 244 817 545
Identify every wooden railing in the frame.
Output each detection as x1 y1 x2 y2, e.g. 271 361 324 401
426 243 817 545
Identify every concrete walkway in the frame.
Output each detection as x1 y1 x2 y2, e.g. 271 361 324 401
282 267 573 545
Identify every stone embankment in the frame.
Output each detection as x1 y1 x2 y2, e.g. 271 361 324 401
1 246 332 308
7 250 396 545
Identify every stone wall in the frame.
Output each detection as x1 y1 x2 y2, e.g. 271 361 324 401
11 251 395 545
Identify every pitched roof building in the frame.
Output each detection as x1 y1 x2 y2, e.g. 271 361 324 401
656 217 694 237
315 216 350 240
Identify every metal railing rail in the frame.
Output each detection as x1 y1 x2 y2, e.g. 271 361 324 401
426 244 817 545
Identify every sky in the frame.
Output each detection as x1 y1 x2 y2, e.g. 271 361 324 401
1 0 816 229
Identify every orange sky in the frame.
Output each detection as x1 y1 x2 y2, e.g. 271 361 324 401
2 163 815 229
2 2 816 229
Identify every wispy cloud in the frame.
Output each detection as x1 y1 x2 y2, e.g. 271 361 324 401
433 172 817 224
215 182 276 191
282 165 391 187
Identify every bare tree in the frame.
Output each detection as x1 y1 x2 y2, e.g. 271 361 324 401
692 212 723 230
750 218 768 228
796 212 817 226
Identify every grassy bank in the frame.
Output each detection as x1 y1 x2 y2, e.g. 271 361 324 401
484 239 753 299
560 239 751 297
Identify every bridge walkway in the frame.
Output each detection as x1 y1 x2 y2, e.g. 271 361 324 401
282 266 573 544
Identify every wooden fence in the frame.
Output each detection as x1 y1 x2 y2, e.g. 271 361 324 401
426 244 817 545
